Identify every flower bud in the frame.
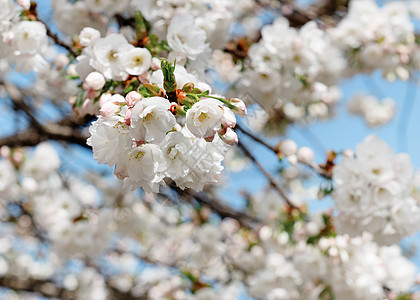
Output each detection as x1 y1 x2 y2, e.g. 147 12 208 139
168 51 187 66
230 98 247 117
66 64 78 76
80 99 98 117
114 162 128 180
221 107 236 128
110 94 125 104
196 82 212 94
279 139 297 156
54 53 69 70
287 154 297 165
12 150 23 165
151 57 161 70
99 93 112 106
2 31 14 45
17 0 30 10
204 134 215 142
297 146 314 164
181 82 195 93
138 72 150 84
68 96 77 105
100 101 119 118
342 149 354 158
0 146 10 159
219 128 238 146
85 72 106 90
79 27 100 47
125 91 142 107
124 108 132 126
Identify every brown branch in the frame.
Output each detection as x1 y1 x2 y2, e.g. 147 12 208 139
0 120 90 149
237 140 299 210
37 18 78 57
235 123 277 153
0 276 76 299
235 123 332 179
168 182 259 230
255 0 350 28
0 80 91 149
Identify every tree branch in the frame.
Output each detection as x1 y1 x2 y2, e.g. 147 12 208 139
0 276 76 299
237 140 298 209
168 182 259 229
235 123 332 179
37 18 78 57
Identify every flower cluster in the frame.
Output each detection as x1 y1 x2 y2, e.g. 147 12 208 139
330 0 419 80
87 60 246 192
0 0 49 73
295 233 416 300
76 31 152 81
69 9 247 193
347 93 396 127
1 140 419 299
332 135 420 245
238 17 344 121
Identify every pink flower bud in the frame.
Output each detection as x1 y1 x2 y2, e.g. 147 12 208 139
204 134 215 142
124 108 132 126
68 96 77 105
99 93 112 106
221 107 236 128
66 64 77 76
110 94 125 104
151 57 161 70
138 72 150 84
196 82 212 94
85 72 106 90
0 146 10 159
287 154 298 165
125 91 142 107
342 149 354 158
280 139 297 156
12 151 23 165
168 51 187 66
79 98 98 117
79 27 100 47
297 146 314 164
2 31 14 45
219 128 238 146
114 163 128 180
230 98 247 117
100 101 120 118
17 0 30 10
86 89 99 100
54 53 69 70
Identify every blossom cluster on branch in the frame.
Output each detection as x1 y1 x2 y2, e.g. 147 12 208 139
1 0 420 299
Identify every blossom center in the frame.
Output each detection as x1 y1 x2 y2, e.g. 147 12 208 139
144 112 155 124
133 56 143 65
198 112 209 122
130 150 146 161
108 50 118 61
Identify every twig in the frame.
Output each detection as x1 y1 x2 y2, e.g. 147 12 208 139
235 123 277 153
237 140 298 209
168 181 259 229
235 123 332 179
37 18 78 57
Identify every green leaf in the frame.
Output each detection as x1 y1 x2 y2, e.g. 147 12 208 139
181 82 194 93
135 11 147 42
161 59 177 93
138 83 162 97
75 90 84 108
